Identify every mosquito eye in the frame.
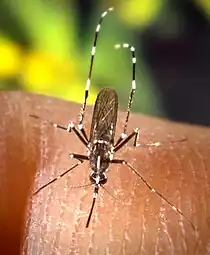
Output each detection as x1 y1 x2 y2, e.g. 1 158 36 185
99 173 107 185
90 173 96 183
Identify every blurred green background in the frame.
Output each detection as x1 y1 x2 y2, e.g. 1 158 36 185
0 0 210 124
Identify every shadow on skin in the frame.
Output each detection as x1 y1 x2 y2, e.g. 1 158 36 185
0 92 209 254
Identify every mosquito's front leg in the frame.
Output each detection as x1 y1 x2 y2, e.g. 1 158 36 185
77 123 89 143
69 153 89 161
114 128 140 153
30 114 89 147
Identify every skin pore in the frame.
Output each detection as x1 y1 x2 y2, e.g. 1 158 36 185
0 92 209 254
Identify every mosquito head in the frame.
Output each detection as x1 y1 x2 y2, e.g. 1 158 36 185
90 171 107 185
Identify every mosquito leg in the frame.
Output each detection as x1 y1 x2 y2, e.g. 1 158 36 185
30 114 89 146
110 158 195 230
114 43 136 139
101 185 117 201
33 159 85 195
136 137 187 147
69 153 89 161
77 124 89 142
114 128 163 150
114 128 139 152
114 127 187 152
114 132 128 147
78 7 114 127
69 122 89 146
30 114 70 132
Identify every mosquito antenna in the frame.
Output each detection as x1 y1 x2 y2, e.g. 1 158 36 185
79 7 114 127
114 43 136 145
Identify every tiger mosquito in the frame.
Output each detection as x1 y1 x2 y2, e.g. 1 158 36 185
30 7 194 230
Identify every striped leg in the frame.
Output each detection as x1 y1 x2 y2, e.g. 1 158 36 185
114 127 187 153
114 43 136 146
114 128 139 153
114 128 160 153
78 7 114 128
33 159 85 195
110 159 195 230
30 114 88 146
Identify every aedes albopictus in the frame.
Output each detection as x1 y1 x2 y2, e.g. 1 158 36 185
30 7 195 230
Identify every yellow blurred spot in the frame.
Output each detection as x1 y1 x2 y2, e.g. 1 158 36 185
195 0 210 17
0 42 22 76
22 51 61 91
22 51 97 104
119 0 163 27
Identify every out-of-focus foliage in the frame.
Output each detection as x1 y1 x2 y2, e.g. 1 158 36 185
195 0 210 18
0 0 210 116
0 0 161 114
0 39 21 76
118 0 165 28
0 0 94 104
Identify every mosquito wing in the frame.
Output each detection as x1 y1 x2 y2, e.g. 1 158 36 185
89 88 118 144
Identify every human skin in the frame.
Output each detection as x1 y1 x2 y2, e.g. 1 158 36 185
0 91 209 255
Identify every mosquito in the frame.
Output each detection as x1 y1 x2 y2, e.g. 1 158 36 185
31 7 194 230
